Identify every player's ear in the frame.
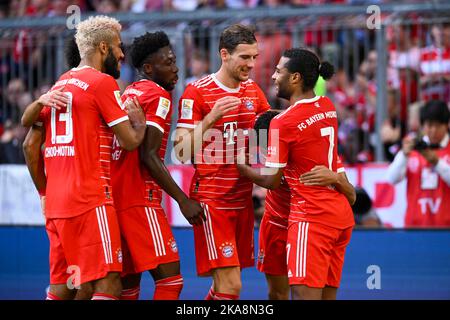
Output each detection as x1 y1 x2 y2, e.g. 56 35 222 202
291 72 301 85
143 63 152 76
99 41 109 55
219 48 230 61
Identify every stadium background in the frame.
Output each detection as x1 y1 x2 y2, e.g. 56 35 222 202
0 0 449 299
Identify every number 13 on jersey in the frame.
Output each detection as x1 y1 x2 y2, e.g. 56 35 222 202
51 92 73 144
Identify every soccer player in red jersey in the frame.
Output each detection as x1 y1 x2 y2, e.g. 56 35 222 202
236 48 355 300
174 24 270 300
110 31 204 300
241 110 355 300
21 16 146 300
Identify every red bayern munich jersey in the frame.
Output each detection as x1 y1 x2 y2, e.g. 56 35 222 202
404 143 450 226
177 73 270 209
265 96 354 229
419 45 450 101
39 66 129 219
264 156 345 227
111 79 173 211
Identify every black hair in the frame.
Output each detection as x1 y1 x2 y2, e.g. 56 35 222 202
219 24 256 54
254 110 280 146
129 31 171 70
65 35 81 69
419 100 450 125
282 48 335 91
351 187 373 215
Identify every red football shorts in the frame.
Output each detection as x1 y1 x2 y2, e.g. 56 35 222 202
117 205 180 275
46 205 122 285
257 214 288 276
193 202 255 276
287 221 352 288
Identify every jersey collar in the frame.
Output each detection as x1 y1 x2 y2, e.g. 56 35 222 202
292 96 321 107
211 73 241 93
70 65 96 72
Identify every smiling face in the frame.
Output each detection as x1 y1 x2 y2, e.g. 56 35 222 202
272 56 293 100
146 46 179 91
221 43 258 83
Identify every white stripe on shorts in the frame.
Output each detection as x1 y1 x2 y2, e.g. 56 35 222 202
96 206 112 264
202 204 218 260
296 222 309 278
145 207 162 256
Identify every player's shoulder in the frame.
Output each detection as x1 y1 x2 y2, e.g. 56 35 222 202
188 74 214 91
134 79 170 98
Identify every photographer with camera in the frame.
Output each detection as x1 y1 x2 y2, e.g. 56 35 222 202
387 100 450 227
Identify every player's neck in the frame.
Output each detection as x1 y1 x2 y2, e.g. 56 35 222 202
78 58 101 73
290 90 315 105
215 68 240 89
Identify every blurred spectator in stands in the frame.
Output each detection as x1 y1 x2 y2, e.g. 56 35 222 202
7 0 27 17
387 100 450 227
186 49 209 85
388 23 420 125
48 0 71 16
94 0 120 14
126 0 166 12
0 119 26 164
253 19 291 108
25 0 50 17
381 89 403 162
419 23 450 103
4 78 32 124
170 0 203 11
351 187 382 228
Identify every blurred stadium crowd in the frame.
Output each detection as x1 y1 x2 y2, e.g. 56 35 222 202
0 0 449 165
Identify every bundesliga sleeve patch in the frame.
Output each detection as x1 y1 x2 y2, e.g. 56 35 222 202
156 97 171 119
114 90 125 110
180 99 194 120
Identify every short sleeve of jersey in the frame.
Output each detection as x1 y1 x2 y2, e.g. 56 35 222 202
94 76 129 127
253 82 271 115
177 85 205 129
337 155 345 173
142 89 172 133
35 107 51 127
265 116 290 168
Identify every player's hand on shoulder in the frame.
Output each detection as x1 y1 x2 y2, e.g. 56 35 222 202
208 96 241 122
38 87 69 110
124 96 145 126
179 198 205 226
300 165 338 186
